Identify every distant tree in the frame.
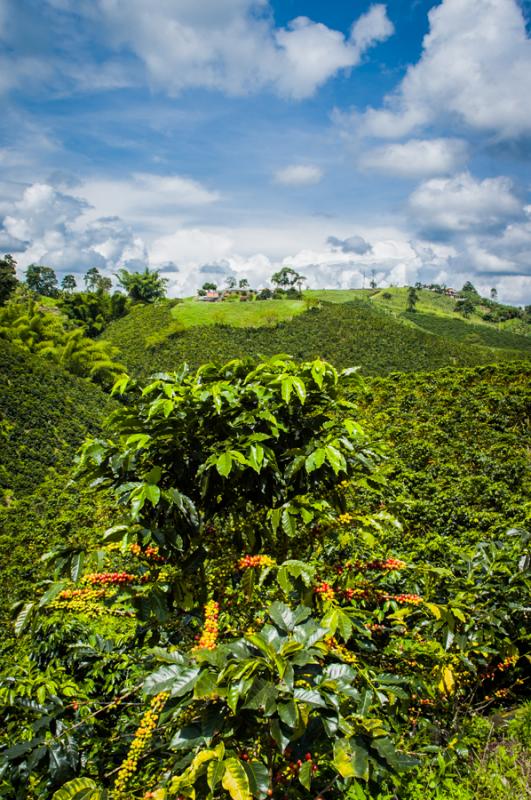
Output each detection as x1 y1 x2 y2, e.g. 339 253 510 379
25 264 58 297
238 278 250 290
201 282 217 292
0 254 18 305
257 288 272 300
225 276 237 289
97 276 113 294
117 268 168 303
406 286 418 312
461 281 480 300
271 266 303 292
456 297 475 318
61 274 77 292
414 281 422 290
370 269 377 290
490 287 498 301
84 267 102 292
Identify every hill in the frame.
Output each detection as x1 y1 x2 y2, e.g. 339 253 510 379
102 298 529 380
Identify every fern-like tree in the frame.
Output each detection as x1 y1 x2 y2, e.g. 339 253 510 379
117 268 168 303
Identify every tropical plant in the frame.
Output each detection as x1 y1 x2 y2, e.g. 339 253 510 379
117 268 168 303
0 297 125 387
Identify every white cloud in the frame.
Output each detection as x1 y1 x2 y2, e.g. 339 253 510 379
274 164 323 186
90 1 393 99
0 182 148 277
77 173 220 233
360 138 468 177
409 172 522 235
360 0 531 140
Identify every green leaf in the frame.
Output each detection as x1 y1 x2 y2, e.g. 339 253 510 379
207 760 226 791
51 778 102 800
291 377 306 404
243 760 270 799
222 758 251 800
216 451 233 478
14 602 34 636
293 688 326 707
268 601 295 631
145 466 162 484
70 551 85 583
324 444 346 475
305 448 326 474
298 761 312 790
334 739 356 778
278 700 298 728
145 484 161 506
144 665 200 697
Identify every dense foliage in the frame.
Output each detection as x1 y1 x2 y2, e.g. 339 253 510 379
358 363 531 560
404 312 531 351
0 357 529 800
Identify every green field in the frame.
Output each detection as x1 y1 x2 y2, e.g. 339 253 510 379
171 297 307 328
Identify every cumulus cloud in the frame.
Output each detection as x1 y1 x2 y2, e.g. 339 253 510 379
0 182 148 278
409 172 523 237
360 138 468 178
274 165 323 186
359 0 531 141
88 1 393 99
327 234 372 254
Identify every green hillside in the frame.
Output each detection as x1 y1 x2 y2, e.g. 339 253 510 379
103 299 528 380
0 342 116 651
358 362 531 560
0 340 114 499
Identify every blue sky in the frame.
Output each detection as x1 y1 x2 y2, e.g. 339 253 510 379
1 0 531 302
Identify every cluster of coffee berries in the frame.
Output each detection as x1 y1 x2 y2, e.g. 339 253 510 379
130 543 165 562
237 555 275 569
325 637 357 664
273 752 318 786
365 622 385 633
194 600 220 650
342 557 406 572
384 593 422 604
85 572 136 586
337 512 353 526
314 581 335 600
482 654 518 681
113 691 169 798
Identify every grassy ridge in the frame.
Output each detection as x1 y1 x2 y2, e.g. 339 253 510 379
103 300 528 381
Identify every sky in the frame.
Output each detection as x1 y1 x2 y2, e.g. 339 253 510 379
1 0 531 302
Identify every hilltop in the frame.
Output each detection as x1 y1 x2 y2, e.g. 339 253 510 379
102 293 530 380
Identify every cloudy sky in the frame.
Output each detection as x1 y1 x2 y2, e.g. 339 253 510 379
1 0 531 302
